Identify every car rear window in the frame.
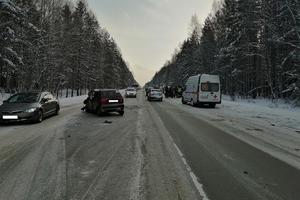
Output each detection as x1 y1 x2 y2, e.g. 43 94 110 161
102 90 117 98
201 83 219 92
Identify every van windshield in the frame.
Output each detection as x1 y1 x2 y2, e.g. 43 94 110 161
201 83 219 92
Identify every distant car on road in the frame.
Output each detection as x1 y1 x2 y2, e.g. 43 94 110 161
0 92 60 123
125 87 137 98
148 89 163 102
85 89 124 116
182 74 221 108
145 87 153 97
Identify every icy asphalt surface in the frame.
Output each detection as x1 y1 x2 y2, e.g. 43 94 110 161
0 93 299 200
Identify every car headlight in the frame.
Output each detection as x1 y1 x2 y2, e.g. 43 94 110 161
24 108 37 113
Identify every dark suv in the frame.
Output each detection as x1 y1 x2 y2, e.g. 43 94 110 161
84 89 124 116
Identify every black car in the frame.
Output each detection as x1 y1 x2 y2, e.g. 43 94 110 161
0 92 60 123
84 89 124 116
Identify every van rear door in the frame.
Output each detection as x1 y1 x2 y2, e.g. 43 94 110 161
199 82 221 103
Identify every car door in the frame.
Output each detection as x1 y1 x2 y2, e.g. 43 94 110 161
47 93 57 112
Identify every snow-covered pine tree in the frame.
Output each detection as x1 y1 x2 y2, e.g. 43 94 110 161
200 16 217 74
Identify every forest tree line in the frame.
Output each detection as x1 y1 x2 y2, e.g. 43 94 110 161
0 0 136 97
149 0 300 104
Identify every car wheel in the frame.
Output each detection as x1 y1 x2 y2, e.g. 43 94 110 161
210 103 216 108
35 110 43 123
119 110 124 116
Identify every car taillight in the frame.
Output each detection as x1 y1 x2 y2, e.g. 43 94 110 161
100 98 109 104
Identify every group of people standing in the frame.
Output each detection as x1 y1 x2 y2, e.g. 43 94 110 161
164 86 183 98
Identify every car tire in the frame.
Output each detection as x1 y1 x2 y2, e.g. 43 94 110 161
35 110 43 123
119 110 124 116
210 103 216 108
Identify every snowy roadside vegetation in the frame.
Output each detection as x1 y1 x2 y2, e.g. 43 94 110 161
0 0 136 96
167 96 300 132
221 95 300 130
148 0 300 105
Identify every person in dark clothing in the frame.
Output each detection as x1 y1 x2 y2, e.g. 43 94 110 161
81 91 92 111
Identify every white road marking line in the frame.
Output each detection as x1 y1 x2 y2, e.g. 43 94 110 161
173 143 210 200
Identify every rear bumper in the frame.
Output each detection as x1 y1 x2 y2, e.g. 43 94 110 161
198 101 221 104
148 96 163 101
125 93 137 98
101 104 124 112
0 112 37 123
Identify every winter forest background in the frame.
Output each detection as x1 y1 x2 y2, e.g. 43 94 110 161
0 0 136 97
149 0 300 105
1 0 299 104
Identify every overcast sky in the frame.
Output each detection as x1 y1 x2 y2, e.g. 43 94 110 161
88 0 216 86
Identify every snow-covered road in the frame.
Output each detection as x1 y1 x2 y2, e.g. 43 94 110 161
0 93 200 200
0 92 299 200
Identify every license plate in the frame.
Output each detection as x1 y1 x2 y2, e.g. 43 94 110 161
3 115 18 120
109 100 118 103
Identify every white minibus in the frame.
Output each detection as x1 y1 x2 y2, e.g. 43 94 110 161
182 74 221 108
